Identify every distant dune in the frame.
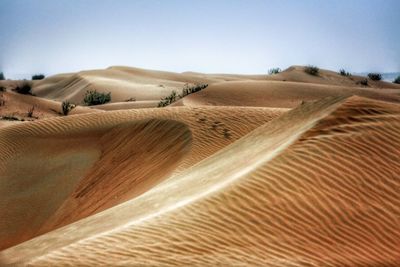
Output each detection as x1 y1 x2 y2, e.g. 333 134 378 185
32 66 266 106
30 65 400 110
0 66 400 266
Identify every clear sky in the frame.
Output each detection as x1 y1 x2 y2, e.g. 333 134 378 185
1 0 399 78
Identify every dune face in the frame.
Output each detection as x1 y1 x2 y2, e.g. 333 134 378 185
0 135 100 251
0 115 192 250
0 105 284 251
1 66 400 266
0 91 97 123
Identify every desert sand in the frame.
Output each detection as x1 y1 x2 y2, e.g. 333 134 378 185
0 66 399 266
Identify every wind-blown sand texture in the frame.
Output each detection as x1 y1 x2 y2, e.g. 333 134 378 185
0 66 400 266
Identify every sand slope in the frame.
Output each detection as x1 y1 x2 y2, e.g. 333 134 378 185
0 91 97 121
1 95 399 266
173 80 400 108
0 106 284 250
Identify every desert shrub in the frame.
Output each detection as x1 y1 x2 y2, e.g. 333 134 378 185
61 101 76 115
32 74 45 80
1 115 22 121
181 83 208 97
158 83 208 107
15 81 32 95
393 76 400 84
368 73 382 81
268 68 281 75
304 65 319 76
83 90 111 105
339 69 351 76
359 79 368 86
125 97 136 102
0 72 4 80
0 86 5 92
158 90 178 107
27 106 35 117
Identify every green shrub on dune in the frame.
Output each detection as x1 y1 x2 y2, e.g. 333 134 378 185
61 101 76 115
339 69 351 76
304 65 319 76
268 68 281 75
83 90 111 106
15 81 33 95
367 73 382 81
32 74 45 80
158 83 208 107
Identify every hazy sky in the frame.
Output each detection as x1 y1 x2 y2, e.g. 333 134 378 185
1 0 399 78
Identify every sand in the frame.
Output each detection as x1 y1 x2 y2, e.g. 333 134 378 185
0 66 400 266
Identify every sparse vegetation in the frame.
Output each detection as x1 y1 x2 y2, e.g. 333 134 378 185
158 83 208 107
32 74 45 80
0 72 4 80
15 81 32 95
27 106 35 118
83 90 111 106
394 76 400 84
0 85 4 106
368 73 382 81
158 90 178 107
339 69 351 76
268 68 281 75
359 79 368 86
1 115 24 121
61 101 76 115
304 65 319 76
0 93 4 106
125 97 136 102
181 83 208 97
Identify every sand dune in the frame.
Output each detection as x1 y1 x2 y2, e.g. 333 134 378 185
33 66 265 106
0 105 284 251
0 91 97 123
31 65 400 110
1 95 399 266
173 80 400 108
1 65 400 266
266 66 400 89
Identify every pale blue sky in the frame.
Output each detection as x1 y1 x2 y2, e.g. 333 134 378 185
1 0 399 78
